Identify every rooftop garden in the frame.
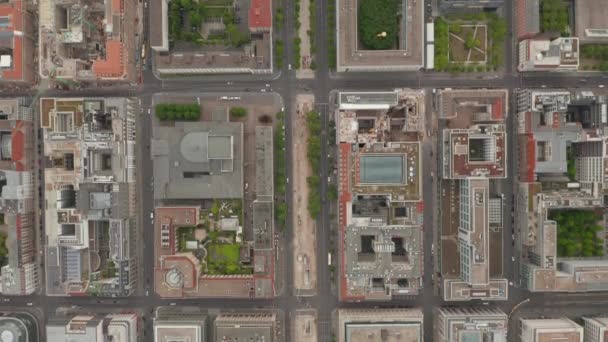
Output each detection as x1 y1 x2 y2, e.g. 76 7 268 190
172 200 251 275
540 0 569 36
552 210 604 257
0 233 7 267
358 0 399 50
168 0 251 47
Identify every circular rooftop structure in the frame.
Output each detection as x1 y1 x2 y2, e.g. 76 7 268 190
165 268 185 288
179 132 208 163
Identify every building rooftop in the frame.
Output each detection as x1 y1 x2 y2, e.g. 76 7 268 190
41 97 138 296
336 90 425 301
214 312 277 342
248 0 271 30
344 216 422 299
575 0 608 43
154 308 206 342
443 178 508 301
0 312 38 342
519 37 579 71
0 0 35 83
516 0 540 39
0 98 37 296
338 309 424 342
436 307 508 342
521 318 583 342
443 125 507 179
151 120 243 200
336 0 424 71
38 0 137 81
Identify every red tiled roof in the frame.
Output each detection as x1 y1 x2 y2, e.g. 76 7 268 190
112 0 123 14
0 0 25 81
248 0 271 30
92 40 125 78
492 98 503 120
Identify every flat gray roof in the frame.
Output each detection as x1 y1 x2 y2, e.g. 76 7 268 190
255 126 273 199
152 121 243 200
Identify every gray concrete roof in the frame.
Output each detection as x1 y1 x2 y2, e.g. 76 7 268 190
152 121 243 200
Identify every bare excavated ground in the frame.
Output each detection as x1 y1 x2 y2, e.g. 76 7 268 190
292 94 317 294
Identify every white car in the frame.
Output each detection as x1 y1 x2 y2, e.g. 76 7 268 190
288 64 292 70
599 84 605 88
150 212 154 219
147 108 151 115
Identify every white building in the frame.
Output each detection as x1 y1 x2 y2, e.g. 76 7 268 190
518 37 579 71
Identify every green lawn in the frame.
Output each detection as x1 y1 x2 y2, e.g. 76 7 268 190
552 210 604 257
206 243 251 275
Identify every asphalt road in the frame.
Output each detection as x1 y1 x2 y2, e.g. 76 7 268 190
2 1 608 341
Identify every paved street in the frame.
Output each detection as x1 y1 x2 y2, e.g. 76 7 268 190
1 0 608 341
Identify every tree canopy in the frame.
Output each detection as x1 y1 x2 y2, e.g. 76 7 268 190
155 103 201 121
552 210 604 257
358 0 398 50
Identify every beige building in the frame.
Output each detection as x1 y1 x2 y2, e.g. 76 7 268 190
337 309 424 342
520 318 583 342
435 307 508 342
154 307 206 342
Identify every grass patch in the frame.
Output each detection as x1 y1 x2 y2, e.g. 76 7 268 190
435 13 506 72
552 210 604 257
358 0 399 50
580 44 608 71
206 243 252 274
540 0 569 36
